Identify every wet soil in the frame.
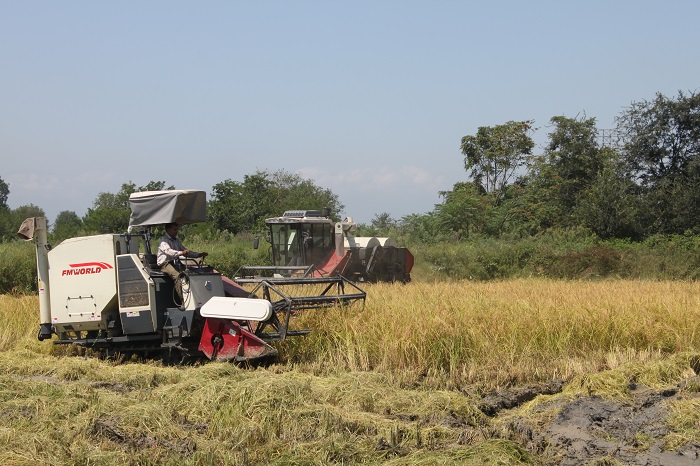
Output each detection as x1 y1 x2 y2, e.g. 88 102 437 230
481 378 700 465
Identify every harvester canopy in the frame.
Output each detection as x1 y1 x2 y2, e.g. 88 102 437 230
128 190 206 231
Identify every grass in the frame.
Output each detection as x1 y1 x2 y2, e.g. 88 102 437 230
2 279 700 464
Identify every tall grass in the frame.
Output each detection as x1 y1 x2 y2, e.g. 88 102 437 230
186 232 270 278
0 294 45 352
4 280 700 389
0 241 36 294
282 280 700 389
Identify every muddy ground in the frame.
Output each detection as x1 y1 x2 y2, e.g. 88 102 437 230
480 378 700 465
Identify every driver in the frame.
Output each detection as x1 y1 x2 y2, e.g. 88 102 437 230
157 222 208 303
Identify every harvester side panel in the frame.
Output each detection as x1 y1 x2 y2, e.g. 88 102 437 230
117 254 160 335
48 235 134 334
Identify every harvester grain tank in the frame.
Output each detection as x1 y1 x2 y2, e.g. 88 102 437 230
18 190 365 362
239 210 413 283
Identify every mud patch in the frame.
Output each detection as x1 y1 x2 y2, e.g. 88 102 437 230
479 379 565 416
503 384 700 465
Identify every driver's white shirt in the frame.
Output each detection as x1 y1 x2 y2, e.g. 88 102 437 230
157 235 186 266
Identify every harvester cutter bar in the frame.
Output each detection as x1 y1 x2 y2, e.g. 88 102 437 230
241 275 366 341
233 265 315 281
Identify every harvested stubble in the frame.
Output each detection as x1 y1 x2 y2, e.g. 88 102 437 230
0 351 534 465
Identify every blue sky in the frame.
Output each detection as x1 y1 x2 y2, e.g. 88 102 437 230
2 1 698 225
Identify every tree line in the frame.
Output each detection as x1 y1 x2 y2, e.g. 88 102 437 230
395 89 700 243
0 89 697 245
0 170 343 243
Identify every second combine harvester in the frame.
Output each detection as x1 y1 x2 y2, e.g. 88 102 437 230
237 209 413 283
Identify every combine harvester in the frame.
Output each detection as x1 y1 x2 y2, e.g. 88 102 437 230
18 190 365 363
237 209 414 283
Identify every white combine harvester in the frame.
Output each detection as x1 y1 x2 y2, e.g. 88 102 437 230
18 190 365 362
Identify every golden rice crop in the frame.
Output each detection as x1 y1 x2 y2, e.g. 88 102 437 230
283 279 700 389
0 294 46 353
4 279 700 389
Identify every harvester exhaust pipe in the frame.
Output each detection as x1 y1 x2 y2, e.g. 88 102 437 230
17 217 53 341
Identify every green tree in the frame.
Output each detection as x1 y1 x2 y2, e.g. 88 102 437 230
1 204 46 242
521 115 607 231
52 210 84 241
83 181 173 233
460 120 535 203
269 170 344 219
545 115 603 213
358 212 398 237
371 212 397 235
0 176 8 208
0 176 9 241
574 148 642 239
398 212 443 244
209 170 344 234
618 90 700 184
616 90 700 234
435 182 485 239
209 172 275 234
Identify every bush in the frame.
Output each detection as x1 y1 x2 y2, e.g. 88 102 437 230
4 229 700 293
0 241 37 293
408 230 700 282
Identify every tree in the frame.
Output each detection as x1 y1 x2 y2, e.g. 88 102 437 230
616 90 700 234
0 176 8 208
52 210 84 241
398 212 444 244
209 173 275 234
0 176 9 241
1 204 45 242
574 148 642 239
83 181 173 233
269 170 344 219
435 182 485 239
520 115 609 231
460 120 535 203
618 90 700 185
209 170 344 234
370 212 397 235
545 115 604 212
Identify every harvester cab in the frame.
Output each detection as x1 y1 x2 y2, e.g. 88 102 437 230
18 190 366 363
239 210 413 283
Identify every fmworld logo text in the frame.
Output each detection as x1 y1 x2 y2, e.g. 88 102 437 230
61 262 114 276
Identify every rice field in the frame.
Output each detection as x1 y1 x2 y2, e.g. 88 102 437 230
2 279 700 465
283 279 700 388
